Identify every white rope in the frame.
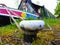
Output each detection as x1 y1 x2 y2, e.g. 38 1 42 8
4 6 23 31
9 17 13 25
43 23 52 31
47 23 52 30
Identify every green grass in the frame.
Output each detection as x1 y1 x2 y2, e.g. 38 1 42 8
0 18 60 36
0 18 60 45
43 18 60 26
0 23 18 36
43 18 60 30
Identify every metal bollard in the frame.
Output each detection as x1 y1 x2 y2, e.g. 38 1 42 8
19 20 45 45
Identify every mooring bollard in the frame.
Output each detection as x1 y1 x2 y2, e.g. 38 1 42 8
19 20 45 45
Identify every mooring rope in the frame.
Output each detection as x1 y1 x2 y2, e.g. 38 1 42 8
4 6 23 31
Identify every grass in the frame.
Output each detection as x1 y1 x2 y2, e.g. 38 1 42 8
43 18 60 31
0 18 60 35
0 23 18 36
0 18 60 45
43 18 60 26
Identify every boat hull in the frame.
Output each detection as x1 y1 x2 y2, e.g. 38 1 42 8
0 15 11 26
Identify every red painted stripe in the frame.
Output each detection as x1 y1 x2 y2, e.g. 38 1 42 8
11 10 22 17
0 9 8 14
0 8 22 17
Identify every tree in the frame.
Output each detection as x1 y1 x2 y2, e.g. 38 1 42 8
55 0 60 16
